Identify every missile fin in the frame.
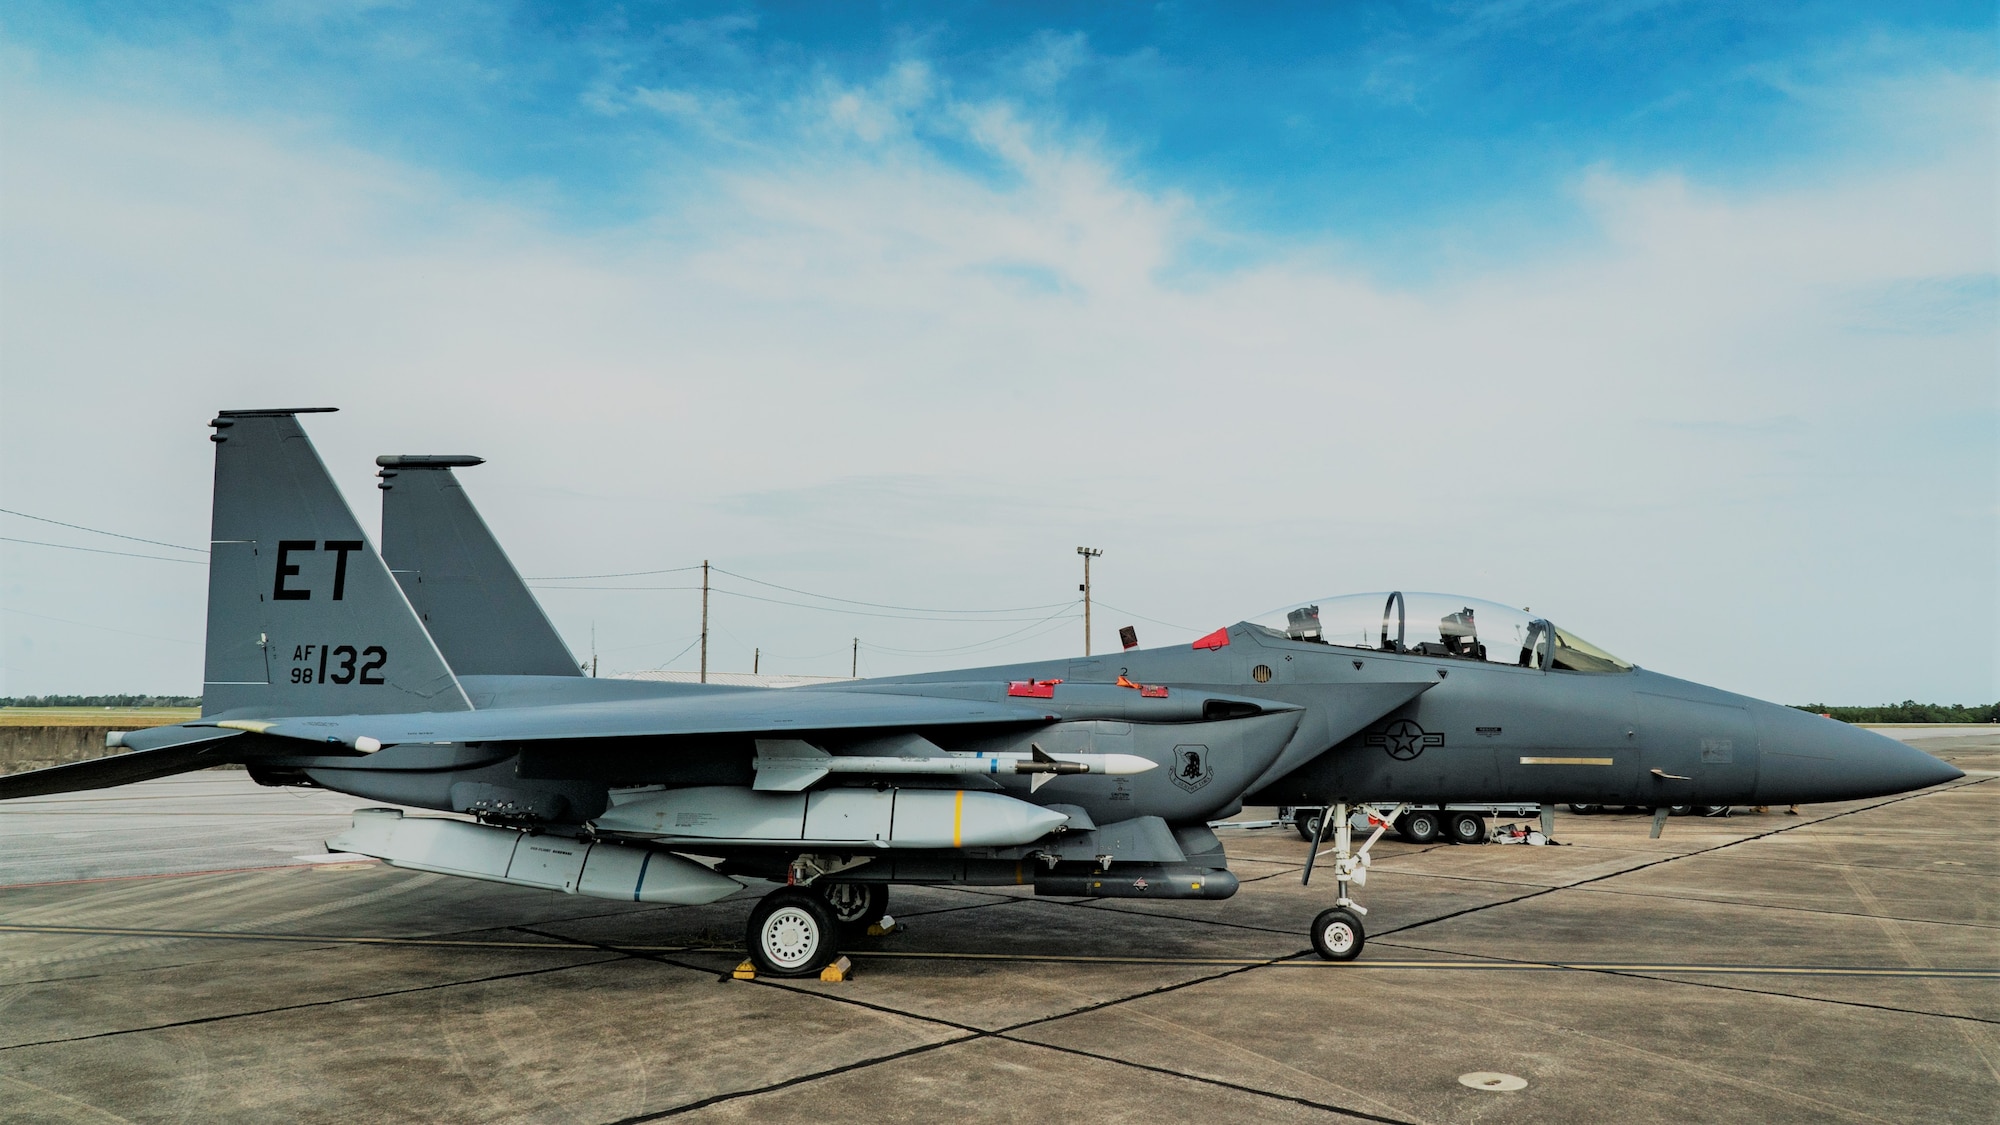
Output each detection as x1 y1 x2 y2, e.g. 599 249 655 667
753 739 831 791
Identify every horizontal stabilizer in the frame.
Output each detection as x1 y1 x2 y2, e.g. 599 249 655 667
0 730 246 800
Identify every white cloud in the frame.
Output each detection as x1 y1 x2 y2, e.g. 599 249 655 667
1 68 1992 701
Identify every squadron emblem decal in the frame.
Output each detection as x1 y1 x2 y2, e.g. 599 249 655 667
1170 744 1214 792
1367 719 1445 761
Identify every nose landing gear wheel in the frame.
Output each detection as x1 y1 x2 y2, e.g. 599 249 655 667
819 881 889 936
1311 907 1365 961
746 888 840 977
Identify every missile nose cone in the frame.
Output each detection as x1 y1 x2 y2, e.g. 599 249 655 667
1101 754 1159 775
1754 704 1965 803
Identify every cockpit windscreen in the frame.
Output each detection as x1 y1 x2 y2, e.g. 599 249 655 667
1248 592 1632 674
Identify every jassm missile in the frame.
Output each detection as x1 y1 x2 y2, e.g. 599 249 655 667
752 740 1156 792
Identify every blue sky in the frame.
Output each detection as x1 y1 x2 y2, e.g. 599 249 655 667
1 2 1995 701
12 2 1992 266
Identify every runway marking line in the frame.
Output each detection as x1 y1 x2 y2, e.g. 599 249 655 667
2 924 1993 979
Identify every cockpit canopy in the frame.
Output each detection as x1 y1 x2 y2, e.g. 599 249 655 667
1247 592 1633 674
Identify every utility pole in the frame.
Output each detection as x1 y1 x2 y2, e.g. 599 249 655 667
699 559 710 684
1077 546 1102 656
753 648 759 675
590 622 597 678
851 637 858 678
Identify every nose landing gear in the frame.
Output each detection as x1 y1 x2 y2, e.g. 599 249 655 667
1303 801 1408 961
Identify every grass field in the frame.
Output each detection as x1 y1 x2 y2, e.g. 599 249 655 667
0 708 200 728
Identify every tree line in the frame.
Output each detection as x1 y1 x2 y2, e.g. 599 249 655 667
1791 701 2000 724
0 695 202 708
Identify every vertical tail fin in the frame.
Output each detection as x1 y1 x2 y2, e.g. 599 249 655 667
202 409 471 718
376 455 581 677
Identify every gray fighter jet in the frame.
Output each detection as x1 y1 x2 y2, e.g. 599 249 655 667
2 409 1961 971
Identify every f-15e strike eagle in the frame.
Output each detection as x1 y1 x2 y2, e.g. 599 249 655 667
1 409 1961 972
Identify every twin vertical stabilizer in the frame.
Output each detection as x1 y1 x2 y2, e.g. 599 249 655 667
202 410 471 718
376 455 581 678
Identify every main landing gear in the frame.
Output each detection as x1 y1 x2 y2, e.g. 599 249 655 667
746 888 839 977
1303 801 1408 962
744 878 893 977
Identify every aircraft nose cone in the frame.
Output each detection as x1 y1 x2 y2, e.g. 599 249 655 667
1754 705 1964 803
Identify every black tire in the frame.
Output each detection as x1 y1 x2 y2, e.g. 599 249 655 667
1567 804 1598 815
746 888 840 977
1294 809 1320 842
1310 907 1365 961
1445 812 1488 845
1668 805 1693 816
1398 810 1442 844
1699 805 1730 817
820 882 889 935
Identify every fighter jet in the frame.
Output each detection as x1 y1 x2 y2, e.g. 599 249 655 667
1 409 1961 972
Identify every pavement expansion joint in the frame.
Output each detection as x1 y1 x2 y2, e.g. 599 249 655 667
1573 883 2000 930
600 1033 984 1124
996 1034 1426 1125
0 956 625 1053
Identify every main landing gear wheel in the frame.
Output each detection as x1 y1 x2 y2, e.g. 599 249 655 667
819 881 888 935
1445 812 1488 845
1311 907 1365 961
746 888 840 977
1397 810 1442 844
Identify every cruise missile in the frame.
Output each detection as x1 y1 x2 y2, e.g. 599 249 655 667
752 740 1156 792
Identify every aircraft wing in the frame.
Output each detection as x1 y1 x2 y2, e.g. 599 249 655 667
201 688 1061 750
0 728 249 801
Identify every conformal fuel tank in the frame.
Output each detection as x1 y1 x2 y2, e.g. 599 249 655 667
592 785 1070 848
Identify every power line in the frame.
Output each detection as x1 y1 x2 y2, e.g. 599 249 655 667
530 582 1074 624
860 614 1080 659
638 634 705 669
711 566 1073 615
527 565 705 580
0 536 206 565
532 585 707 592
0 607 200 646
0 507 207 554
1090 599 1200 633
859 602 1081 656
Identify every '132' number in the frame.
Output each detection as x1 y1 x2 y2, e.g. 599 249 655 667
289 644 386 685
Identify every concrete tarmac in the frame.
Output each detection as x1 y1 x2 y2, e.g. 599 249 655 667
1 733 1993 1124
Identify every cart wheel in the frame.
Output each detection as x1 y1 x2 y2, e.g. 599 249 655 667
1445 812 1488 845
1398 810 1442 844
1294 809 1319 842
